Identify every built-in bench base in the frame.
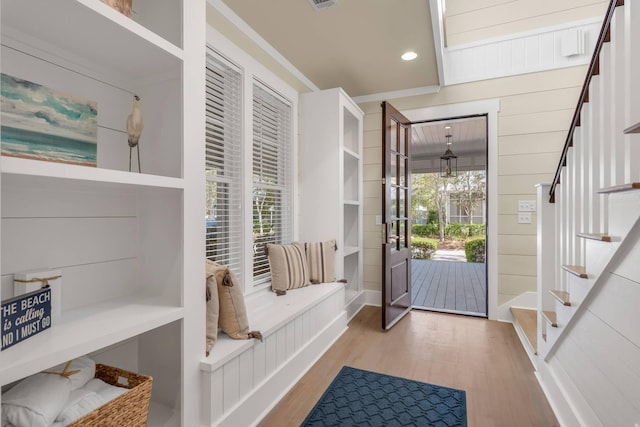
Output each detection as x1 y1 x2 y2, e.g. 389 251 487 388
200 282 357 426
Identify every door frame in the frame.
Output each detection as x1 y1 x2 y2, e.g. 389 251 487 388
401 99 499 320
410 114 488 317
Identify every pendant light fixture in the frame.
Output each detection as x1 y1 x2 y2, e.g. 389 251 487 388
440 128 458 178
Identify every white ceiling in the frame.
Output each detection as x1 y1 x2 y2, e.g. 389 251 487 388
219 0 440 98
411 116 487 174
217 0 485 172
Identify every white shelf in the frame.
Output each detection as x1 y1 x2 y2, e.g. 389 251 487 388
1 0 183 78
0 295 183 386
1 156 185 190
343 147 360 160
344 246 360 257
343 199 360 206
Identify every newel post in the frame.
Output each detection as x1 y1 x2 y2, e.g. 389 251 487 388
536 183 556 357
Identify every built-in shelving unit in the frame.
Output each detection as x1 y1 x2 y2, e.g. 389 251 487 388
299 88 364 312
0 1 204 425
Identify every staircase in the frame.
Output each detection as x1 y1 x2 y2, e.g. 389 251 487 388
510 0 640 425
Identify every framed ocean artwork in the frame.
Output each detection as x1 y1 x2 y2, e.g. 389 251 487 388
0 73 98 167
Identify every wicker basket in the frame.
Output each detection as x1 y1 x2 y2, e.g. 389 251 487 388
68 364 153 427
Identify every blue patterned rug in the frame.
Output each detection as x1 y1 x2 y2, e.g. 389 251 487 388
301 366 467 427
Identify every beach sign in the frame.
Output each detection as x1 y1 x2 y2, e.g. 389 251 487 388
1 287 52 351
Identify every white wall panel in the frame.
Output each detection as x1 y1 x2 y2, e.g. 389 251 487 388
253 340 266 385
239 350 254 398
588 273 640 348
209 369 224 423
265 335 277 377
570 310 640 412
555 336 633 425
445 20 602 85
286 322 295 359
223 357 240 412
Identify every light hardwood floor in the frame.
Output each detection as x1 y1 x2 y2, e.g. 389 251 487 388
259 306 558 427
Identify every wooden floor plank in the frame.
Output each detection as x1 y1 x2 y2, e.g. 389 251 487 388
259 306 559 427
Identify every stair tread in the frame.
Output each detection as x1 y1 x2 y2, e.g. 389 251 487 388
542 310 558 327
562 264 588 278
576 232 611 242
550 290 571 306
598 182 640 194
623 121 640 134
510 307 537 354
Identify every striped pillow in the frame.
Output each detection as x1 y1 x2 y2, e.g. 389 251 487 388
266 242 310 294
305 240 337 284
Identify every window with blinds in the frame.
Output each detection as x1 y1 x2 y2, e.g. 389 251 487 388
205 48 243 280
252 82 293 285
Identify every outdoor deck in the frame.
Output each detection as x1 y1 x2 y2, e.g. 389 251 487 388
411 259 487 316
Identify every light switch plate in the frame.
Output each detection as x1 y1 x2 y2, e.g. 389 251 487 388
518 213 532 224
518 200 536 212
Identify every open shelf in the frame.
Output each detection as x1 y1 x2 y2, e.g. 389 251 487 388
1 156 184 190
0 294 183 386
342 107 360 154
343 204 360 248
1 0 183 78
343 153 359 202
343 147 360 160
344 246 360 257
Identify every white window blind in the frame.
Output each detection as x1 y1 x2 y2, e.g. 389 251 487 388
252 81 293 285
205 47 243 280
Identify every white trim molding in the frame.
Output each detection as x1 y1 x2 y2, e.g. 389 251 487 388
352 85 440 104
444 18 603 86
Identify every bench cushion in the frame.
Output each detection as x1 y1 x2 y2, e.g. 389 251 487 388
305 240 337 283
266 242 310 293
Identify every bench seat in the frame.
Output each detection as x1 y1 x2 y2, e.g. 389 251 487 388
200 282 348 426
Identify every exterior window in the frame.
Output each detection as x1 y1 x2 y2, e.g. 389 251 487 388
252 82 292 285
205 48 243 279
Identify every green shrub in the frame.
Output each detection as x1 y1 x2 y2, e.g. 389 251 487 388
465 236 486 263
427 210 439 224
445 223 485 239
411 236 439 259
412 223 439 237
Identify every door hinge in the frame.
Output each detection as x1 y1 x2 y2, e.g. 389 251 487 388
382 177 386 185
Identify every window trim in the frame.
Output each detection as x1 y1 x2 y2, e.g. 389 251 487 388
205 46 244 281
207 24 299 295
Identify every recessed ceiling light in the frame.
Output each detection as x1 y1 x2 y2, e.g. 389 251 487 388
401 51 417 61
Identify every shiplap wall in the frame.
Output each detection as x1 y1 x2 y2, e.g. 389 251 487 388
547 216 640 425
445 0 609 47
360 65 587 306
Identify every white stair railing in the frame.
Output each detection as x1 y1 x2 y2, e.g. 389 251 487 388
538 0 640 357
